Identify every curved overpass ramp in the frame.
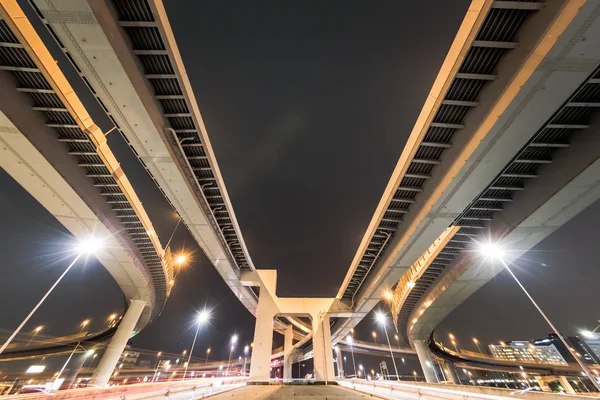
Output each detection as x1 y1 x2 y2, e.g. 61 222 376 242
331 0 600 355
0 0 175 385
26 0 260 317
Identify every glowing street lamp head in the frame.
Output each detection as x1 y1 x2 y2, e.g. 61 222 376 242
231 334 238 344
244 345 249 354
346 335 353 344
473 338 478 344
175 254 188 265
375 311 387 325
197 310 210 324
581 330 596 339
81 319 90 327
77 237 103 255
34 326 43 333
477 241 505 260
384 290 393 301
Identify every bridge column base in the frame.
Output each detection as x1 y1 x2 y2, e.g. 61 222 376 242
90 299 145 387
249 285 277 381
413 339 439 383
283 325 293 380
535 375 576 394
335 345 344 378
312 313 335 383
443 362 460 384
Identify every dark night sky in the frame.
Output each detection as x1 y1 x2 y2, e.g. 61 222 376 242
1 0 599 375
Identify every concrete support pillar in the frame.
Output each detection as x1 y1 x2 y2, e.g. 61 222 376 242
63 352 87 389
413 339 439 383
283 325 293 381
311 313 335 383
558 376 577 394
90 300 145 387
443 362 460 384
336 346 344 378
249 288 278 381
535 376 551 392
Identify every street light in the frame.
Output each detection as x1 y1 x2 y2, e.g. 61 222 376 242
478 241 600 392
448 333 459 353
347 335 357 378
80 319 90 333
372 331 378 345
26 326 43 346
153 351 162 382
0 238 102 355
205 348 211 365
473 338 483 355
375 311 399 381
242 345 250 375
183 309 210 381
226 334 238 376
107 313 118 328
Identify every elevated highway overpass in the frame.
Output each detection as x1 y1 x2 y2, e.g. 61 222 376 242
26 0 262 320
0 0 176 386
9 0 600 389
328 0 600 377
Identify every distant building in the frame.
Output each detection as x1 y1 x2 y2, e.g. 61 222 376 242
489 340 567 366
568 336 600 364
118 346 140 369
534 333 600 365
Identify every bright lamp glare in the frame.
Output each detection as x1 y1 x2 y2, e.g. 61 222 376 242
582 330 596 339
77 238 103 255
375 311 386 324
197 310 210 324
231 334 238 344
176 254 187 265
477 242 504 260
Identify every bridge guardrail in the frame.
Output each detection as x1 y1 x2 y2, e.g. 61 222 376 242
11 377 247 399
338 379 597 400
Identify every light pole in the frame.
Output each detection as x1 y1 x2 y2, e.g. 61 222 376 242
152 351 162 382
183 310 210 381
449 333 459 353
205 348 211 365
107 313 118 328
478 242 600 392
0 238 102 355
347 335 357 378
79 319 90 334
372 331 378 345
375 311 399 381
473 338 483 356
26 326 43 346
54 319 92 388
243 345 249 375
225 334 238 376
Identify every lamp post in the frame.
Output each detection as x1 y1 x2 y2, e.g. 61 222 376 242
152 351 162 382
449 333 459 353
473 338 483 356
53 319 92 388
0 238 102 355
26 326 43 346
372 331 378 345
478 241 600 392
375 311 399 381
183 310 210 381
205 348 211 365
79 319 90 333
347 335 357 378
242 345 249 375
225 334 238 376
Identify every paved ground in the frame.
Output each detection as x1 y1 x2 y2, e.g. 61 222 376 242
206 384 381 399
